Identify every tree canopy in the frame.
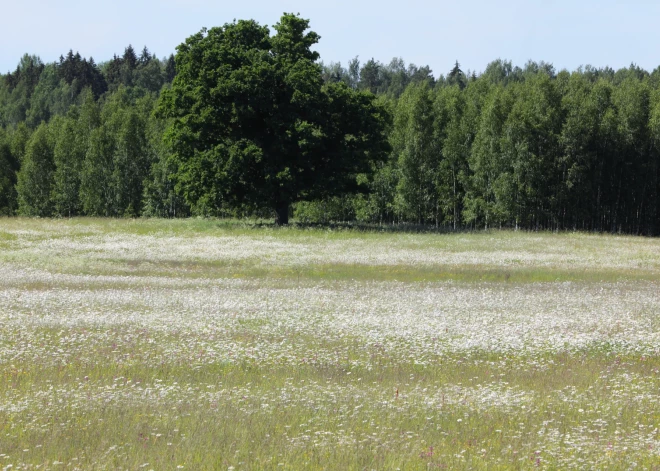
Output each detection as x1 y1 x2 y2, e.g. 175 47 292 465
3 15 660 234
157 14 390 224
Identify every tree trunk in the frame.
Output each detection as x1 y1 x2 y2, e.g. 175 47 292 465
275 202 289 225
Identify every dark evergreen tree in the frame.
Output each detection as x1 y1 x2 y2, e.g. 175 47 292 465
123 45 138 70
104 54 124 88
359 58 382 94
448 61 466 90
164 54 176 83
139 46 152 65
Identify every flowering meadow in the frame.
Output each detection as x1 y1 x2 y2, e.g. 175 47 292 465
2 218 660 470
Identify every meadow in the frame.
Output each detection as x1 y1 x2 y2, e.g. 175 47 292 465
2 218 660 470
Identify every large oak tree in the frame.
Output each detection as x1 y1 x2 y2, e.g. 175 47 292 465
158 14 390 224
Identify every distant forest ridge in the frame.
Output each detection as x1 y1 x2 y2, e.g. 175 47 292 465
2 40 660 234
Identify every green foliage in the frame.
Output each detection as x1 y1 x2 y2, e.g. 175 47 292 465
435 85 469 228
293 196 355 224
447 61 466 90
16 123 55 216
52 110 84 216
78 89 155 217
2 16 660 234
142 112 189 218
159 14 390 224
57 50 107 98
1 54 45 127
51 91 101 217
10 122 31 162
392 81 439 224
0 128 18 214
80 125 114 216
463 85 513 227
500 73 563 228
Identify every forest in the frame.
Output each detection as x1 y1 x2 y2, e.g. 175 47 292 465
2 22 660 234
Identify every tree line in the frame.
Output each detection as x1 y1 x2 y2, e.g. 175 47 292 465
2 24 660 234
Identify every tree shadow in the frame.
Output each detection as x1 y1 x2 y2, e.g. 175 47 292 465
233 219 476 234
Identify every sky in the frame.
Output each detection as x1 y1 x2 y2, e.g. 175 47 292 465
2 0 659 77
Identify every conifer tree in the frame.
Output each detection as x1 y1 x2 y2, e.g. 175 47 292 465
164 54 176 83
448 61 466 90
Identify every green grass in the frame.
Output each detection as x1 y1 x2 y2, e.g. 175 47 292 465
2 218 660 469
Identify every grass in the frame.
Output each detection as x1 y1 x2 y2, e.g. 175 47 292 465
2 218 660 469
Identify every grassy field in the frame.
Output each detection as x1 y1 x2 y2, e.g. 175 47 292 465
2 218 660 470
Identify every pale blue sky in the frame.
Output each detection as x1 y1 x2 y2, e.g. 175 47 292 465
3 0 659 77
